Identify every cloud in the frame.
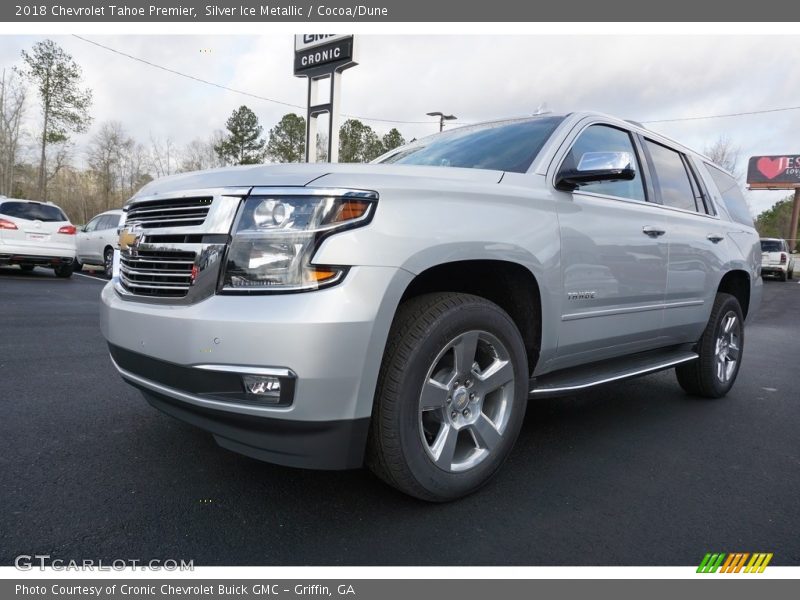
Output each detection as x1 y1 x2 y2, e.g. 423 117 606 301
2 33 800 214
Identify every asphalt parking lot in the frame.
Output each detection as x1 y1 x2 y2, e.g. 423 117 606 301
1 266 798 566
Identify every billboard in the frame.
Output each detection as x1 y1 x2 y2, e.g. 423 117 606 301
746 155 800 189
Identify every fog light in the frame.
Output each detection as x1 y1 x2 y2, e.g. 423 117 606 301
243 375 281 399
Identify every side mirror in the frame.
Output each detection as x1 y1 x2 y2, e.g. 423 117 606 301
556 151 636 191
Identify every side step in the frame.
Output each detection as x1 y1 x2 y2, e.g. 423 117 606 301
529 346 698 398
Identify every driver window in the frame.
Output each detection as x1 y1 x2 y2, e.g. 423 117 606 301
84 217 101 232
562 125 645 201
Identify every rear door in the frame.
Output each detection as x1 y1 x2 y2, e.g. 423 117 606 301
639 139 728 344
550 122 669 369
77 215 104 262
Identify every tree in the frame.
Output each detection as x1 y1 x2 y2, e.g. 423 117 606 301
266 113 306 163
148 134 176 177
87 121 133 210
755 196 798 250
214 105 266 165
179 131 226 172
704 136 740 175
0 69 26 197
381 128 406 153
21 39 93 201
339 119 383 163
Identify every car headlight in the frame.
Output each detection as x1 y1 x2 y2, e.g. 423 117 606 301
221 191 377 293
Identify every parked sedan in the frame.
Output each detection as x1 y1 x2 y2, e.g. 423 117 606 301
75 209 124 279
0 197 76 277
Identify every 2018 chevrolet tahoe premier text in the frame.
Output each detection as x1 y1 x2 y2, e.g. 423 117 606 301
100 113 762 501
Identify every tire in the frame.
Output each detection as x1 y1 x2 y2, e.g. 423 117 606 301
19 264 35 272
73 259 82 272
103 247 114 279
54 263 73 278
676 292 744 399
778 270 787 282
366 292 529 502
788 269 794 280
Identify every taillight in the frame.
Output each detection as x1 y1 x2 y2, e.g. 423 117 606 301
58 225 77 235
0 218 18 230
780 253 787 264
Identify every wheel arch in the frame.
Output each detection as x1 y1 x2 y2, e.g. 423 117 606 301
717 269 751 318
396 259 543 377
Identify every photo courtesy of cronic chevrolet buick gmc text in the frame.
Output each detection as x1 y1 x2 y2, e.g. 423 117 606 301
100 113 762 501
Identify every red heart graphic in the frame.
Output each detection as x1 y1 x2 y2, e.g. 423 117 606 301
757 156 788 179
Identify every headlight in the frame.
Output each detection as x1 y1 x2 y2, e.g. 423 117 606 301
221 191 377 293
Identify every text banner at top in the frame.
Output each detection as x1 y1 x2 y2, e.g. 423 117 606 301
3 0 800 22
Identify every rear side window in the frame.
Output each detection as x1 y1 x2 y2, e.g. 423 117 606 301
0 201 67 222
644 141 698 212
99 214 119 230
705 164 754 227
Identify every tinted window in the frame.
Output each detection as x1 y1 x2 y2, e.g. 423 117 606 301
705 164 753 226
760 240 783 252
645 141 697 211
0 201 67 222
376 117 563 173
99 214 120 230
83 216 103 232
561 125 645 201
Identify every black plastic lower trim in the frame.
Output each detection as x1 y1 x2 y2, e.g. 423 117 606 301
109 343 295 406
139 388 369 470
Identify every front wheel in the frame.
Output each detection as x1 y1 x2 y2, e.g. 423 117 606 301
103 247 114 279
367 293 529 502
676 292 744 398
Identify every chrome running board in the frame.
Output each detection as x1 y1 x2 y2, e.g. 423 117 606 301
529 346 698 398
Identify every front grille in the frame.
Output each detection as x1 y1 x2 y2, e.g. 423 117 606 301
119 249 196 298
125 197 212 229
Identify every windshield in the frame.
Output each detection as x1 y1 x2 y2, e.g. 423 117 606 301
0 201 68 222
375 116 564 173
760 240 783 252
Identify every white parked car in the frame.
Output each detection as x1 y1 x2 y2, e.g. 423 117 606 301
0 197 77 277
760 238 795 281
76 209 124 279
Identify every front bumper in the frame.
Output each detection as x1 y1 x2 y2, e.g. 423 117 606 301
101 265 413 469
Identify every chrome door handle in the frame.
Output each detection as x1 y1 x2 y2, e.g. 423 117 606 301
642 226 666 237
707 234 724 244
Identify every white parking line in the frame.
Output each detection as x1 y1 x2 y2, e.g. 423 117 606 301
73 272 107 283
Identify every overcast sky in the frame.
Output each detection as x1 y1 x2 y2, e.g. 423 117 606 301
1 34 799 215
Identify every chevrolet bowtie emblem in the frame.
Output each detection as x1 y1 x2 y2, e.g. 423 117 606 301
119 227 142 251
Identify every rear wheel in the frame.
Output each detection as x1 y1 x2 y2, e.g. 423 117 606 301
367 292 529 502
778 270 787 282
19 264 34 272
676 292 744 398
54 263 73 278
103 247 114 279
73 259 83 272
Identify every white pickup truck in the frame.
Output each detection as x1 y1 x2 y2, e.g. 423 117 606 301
760 238 795 281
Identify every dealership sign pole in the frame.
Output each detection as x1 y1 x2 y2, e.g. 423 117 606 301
294 34 357 163
746 155 800 249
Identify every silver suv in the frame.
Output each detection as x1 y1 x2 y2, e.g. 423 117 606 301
100 113 762 501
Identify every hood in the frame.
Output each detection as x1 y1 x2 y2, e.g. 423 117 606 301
131 162 503 199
